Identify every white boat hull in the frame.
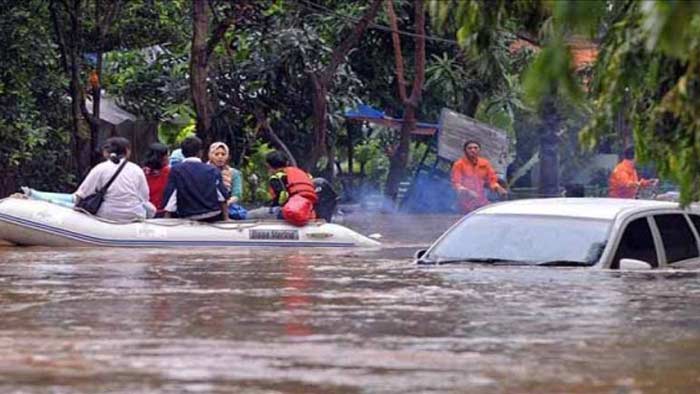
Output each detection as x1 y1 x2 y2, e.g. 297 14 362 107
0 198 380 248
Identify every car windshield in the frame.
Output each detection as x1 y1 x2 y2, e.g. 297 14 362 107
424 214 611 265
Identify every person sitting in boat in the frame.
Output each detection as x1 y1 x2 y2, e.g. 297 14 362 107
169 148 185 167
23 137 155 221
207 142 245 220
207 142 242 201
75 137 155 221
162 136 229 222
312 177 339 222
247 151 318 226
143 142 170 217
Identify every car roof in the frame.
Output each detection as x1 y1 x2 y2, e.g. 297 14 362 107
476 198 683 220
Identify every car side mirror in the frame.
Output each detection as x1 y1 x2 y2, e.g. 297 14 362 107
619 258 653 270
414 249 427 260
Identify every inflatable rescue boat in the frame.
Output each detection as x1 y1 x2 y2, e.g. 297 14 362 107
0 197 380 248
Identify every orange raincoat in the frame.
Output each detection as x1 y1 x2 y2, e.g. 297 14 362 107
608 159 649 198
451 157 499 213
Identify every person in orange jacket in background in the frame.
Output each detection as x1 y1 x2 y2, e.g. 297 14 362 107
451 140 507 213
608 146 658 199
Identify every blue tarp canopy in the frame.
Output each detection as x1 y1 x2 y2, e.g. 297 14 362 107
344 104 439 135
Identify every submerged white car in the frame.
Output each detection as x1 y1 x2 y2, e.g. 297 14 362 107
416 198 700 270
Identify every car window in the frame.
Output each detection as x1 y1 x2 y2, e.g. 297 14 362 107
653 214 699 264
611 217 658 269
425 214 611 265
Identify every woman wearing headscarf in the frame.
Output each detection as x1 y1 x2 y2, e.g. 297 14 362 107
207 142 242 203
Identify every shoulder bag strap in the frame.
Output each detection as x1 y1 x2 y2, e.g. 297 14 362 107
100 159 128 193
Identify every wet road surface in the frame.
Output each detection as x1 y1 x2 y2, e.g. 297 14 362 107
1 213 699 393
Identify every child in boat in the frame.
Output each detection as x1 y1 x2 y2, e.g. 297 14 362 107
143 142 170 217
162 136 229 222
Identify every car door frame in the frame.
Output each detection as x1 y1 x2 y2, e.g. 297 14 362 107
600 210 664 269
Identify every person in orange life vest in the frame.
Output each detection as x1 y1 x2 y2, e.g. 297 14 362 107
451 140 507 213
246 151 318 225
608 146 658 198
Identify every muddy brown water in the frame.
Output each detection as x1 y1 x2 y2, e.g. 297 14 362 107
0 213 699 393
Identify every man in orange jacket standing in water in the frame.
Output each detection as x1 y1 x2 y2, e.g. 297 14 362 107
608 146 658 199
451 140 507 214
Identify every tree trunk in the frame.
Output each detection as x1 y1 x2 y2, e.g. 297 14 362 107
191 0 212 148
347 122 355 178
324 133 336 181
66 0 92 179
383 0 426 204
539 99 560 197
462 92 480 117
90 0 103 165
385 105 416 201
91 51 102 164
309 74 327 170
190 1 237 151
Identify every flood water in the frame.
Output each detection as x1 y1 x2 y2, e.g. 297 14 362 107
1 213 699 393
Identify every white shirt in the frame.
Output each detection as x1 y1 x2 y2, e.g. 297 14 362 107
75 159 152 221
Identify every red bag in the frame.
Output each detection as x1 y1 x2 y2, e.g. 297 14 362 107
281 194 315 226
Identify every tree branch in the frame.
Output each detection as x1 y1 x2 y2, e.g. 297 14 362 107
514 31 541 47
100 0 121 38
49 1 70 74
320 0 383 84
253 109 298 168
206 15 236 59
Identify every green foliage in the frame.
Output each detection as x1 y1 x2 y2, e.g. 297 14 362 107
550 0 607 38
105 47 190 121
81 0 191 52
521 0 606 103
523 42 581 103
157 104 196 148
0 1 74 195
579 1 700 205
207 4 367 168
640 0 700 59
354 139 390 187
475 74 528 136
241 142 276 203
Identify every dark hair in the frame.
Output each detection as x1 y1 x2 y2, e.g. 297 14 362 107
102 137 130 164
181 136 202 158
463 140 481 151
623 146 635 160
265 150 289 169
144 142 169 170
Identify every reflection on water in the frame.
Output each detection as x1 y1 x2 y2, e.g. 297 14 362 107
0 213 699 393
